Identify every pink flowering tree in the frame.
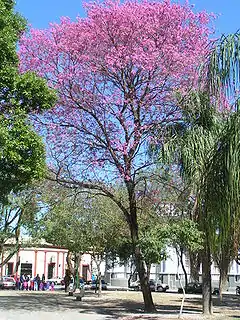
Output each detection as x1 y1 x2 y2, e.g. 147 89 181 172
19 0 212 311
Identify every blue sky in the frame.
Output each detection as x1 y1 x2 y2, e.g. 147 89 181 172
15 0 239 36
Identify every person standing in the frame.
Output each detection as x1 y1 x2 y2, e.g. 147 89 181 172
35 274 40 290
16 277 21 290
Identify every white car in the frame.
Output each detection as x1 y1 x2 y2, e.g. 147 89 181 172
129 279 169 292
0 277 16 290
47 277 64 285
156 282 169 292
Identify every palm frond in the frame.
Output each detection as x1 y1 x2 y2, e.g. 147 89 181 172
208 32 240 103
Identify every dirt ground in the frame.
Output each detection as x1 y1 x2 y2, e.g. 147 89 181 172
83 290 240 319
0 290 239 320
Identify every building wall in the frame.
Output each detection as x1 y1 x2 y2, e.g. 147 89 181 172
0 246 90 280
1 244 240 290
106 247 240 289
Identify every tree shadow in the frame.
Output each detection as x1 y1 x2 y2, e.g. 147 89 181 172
0 291 238 319
0 291 200 318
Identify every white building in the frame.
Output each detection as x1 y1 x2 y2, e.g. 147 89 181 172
106 247 240 290
1 241 240 290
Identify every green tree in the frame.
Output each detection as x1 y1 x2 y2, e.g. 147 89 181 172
169 219 203 288
0 0 56 200
0 0 56 269
30 181 129 296
0 187 40 269
157 31 240 313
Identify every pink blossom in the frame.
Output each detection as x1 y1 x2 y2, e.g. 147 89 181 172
19 0 213 183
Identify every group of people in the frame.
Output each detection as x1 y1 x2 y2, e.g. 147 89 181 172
16 274 55 291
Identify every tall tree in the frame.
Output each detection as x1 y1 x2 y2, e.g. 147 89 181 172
0 0 55 272
0 0 56 200
19 0 211 311
158 31 240 310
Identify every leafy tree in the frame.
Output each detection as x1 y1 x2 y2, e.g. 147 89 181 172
30 181 129 296
0 187 40 269
169 219 203 287
0 0 56 200
19 0 212 311
0 114 47 198
139 224 168 280
0 0 55 269
201 108 240 300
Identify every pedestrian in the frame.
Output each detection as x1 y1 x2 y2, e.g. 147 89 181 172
23 279 28 290
50 281 54 291
20 274 25 290
27 276 31 290
35 274 40 290
39 281 44 291
46 281 50 290
30 279 34 291
16 277 21 290
33 276 38 291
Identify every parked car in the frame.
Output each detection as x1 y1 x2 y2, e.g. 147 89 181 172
156 282 169 292
90 279 107 290
178 282 202 294
178 282 219 295
129 280 140 291
236 285 240 295
129 280 169 292
149 280 156 292
0 277 16 290
47 277 64 285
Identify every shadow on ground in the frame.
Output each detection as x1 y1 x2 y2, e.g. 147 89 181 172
0 290 239 319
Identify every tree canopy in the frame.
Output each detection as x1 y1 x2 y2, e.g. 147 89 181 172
0 0 56 200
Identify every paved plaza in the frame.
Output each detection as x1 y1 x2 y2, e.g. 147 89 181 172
0 290 239 320
0 290 114 320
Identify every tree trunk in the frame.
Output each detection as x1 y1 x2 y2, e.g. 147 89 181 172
146 263 151 281
135 248 156 313
126 180 156 313
202 241 212 315
180 248 188 287
218 262 229 301
189 195 200 282
130 219 156 312
189 251 200 282
66 252 75 276
0 243 20 267
74 252 82 290
96 260 102 297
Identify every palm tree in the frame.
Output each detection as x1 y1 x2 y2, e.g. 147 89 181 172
158 32 240 314
201 32 240 308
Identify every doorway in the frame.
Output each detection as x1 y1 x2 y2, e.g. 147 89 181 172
20 263 32 277
48 263 55 279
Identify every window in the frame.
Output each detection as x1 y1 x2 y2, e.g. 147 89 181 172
7 262 13 276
